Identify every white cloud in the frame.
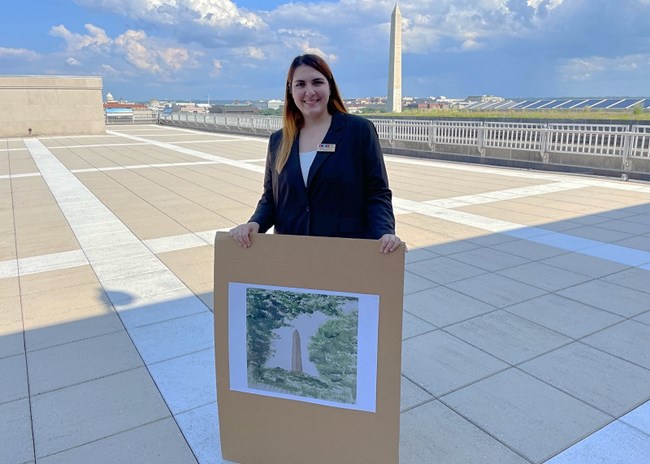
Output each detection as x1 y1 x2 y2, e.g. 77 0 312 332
50 23 111 51
299 44 337 62
18 0 650 99
0 47 39 60
559 54 650 82
527 0 565 10
239 47 265 60
74 0 265 29
101 64 119 75
114 29 199 75
210 59 223 77
48 22 201 78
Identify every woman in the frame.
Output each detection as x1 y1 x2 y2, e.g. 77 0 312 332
230 54 402 253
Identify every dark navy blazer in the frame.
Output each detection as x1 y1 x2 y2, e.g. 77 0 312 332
249 112 395 239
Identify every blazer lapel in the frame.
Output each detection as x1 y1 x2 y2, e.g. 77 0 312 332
307 112 347 187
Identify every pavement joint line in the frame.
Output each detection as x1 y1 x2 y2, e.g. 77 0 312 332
172 139 258 144
47 142 150 149
386 155 650 194
22 137 212 459
0 172 41 180
71 160 222 173
151 124 270 142
423 181 588 208
107 130 265 173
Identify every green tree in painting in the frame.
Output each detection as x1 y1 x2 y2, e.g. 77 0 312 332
246 288 352 377
308 310 358 396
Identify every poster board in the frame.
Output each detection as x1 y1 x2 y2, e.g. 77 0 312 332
214 232 405 464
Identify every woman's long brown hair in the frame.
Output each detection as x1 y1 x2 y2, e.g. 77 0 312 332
276 54 347 172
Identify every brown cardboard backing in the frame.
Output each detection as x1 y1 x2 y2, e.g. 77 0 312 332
213 232 405 464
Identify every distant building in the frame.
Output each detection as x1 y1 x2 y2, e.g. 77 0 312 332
177 103 208 113
267 99 283 110
210 104 258 114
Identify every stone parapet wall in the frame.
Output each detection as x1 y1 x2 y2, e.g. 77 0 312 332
0 76 105 137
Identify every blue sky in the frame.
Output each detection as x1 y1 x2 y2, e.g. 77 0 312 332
2 0 650 102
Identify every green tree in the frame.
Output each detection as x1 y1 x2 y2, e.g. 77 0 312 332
308 310 358 393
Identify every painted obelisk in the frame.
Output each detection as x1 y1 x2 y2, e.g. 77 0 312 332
387 3 402 113
291 329 302 372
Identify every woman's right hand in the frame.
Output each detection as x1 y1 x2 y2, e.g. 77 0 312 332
229 222 260 248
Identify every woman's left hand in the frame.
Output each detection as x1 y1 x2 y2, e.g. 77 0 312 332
379 233 404 254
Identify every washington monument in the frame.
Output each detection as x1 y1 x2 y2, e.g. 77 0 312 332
387 3 402 113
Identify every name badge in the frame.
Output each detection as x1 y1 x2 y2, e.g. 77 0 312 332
318 143 336 152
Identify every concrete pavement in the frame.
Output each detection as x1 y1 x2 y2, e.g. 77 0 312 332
1 124 649 463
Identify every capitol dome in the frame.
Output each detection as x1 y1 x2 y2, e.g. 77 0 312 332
106 91 114 102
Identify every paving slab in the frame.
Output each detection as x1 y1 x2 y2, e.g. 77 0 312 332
175 402 233 464
557 280 650 318
18 265 96 295
0 353 28 404
406 256 487 284
602 266 650 293
0 399 34 464
31 367 171 459
127 311 214 364
442 368 611 463
582 320 650 369
403 270 438 295
102 269 188 305
635 310 650 326
20 282 108 316
115 289 209 329
401 310 436 339
540 252 630 277
24 305 123 352
403 285 496 328
27 331 143 395
403 246 438 264
0 296 25 359
0 276 20 297
400 376 434 412
445 311 572 364
400 400 529 464
544 420 650 464
520 342 650 416
402 330 508 396
448 247 529 272
563 225 634 243
37 418 198 464
447 273 547 308
620 400 650 433
497 261 593 292
506 293 623 339
148 347 216 414
490 238 568 261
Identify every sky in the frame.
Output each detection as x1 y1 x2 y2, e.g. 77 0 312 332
2 0 650 102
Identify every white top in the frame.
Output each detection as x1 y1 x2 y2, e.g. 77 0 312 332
299 150 317 186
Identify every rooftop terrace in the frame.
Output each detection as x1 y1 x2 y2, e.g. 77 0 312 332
1 124 649 463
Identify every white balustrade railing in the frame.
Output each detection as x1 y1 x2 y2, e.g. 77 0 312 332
159 113 650 162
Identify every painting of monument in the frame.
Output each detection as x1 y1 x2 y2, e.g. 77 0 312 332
228 283 380 412
246 287 360 404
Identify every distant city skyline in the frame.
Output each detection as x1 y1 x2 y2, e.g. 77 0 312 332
2 1 650 102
